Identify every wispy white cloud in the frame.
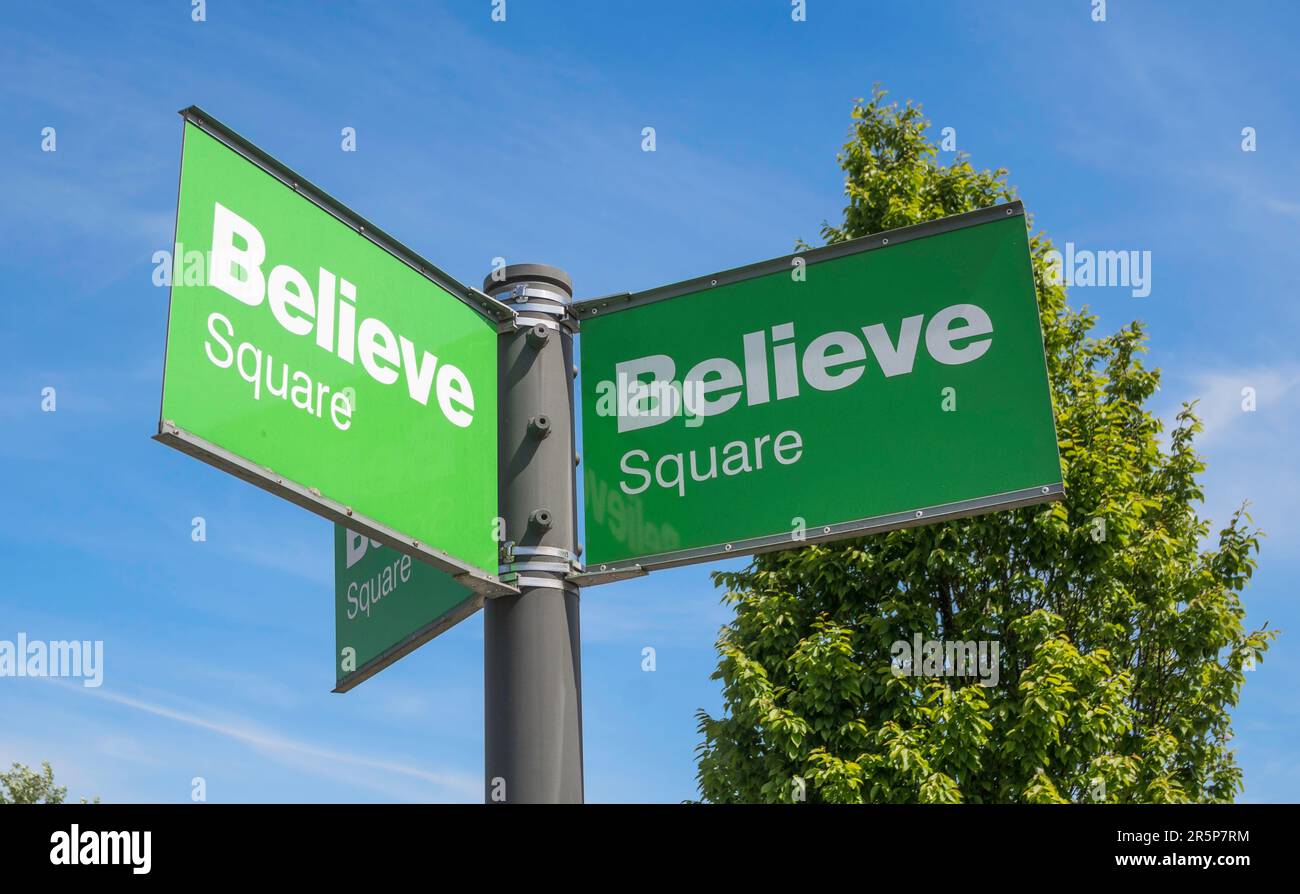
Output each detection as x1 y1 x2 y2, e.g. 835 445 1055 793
62 681 480 800
1165 364 1300 550
996 2 1300 252
227 537 331 587
1178 366 1300 448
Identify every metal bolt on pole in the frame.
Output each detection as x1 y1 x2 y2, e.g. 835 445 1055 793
483 264 584 803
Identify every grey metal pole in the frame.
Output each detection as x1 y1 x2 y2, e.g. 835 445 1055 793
483 264 583 803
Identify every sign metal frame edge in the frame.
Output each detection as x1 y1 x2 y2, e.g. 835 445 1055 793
571 201 1025 318
177 106 516 326
155 422 518 598
573 483 1065 586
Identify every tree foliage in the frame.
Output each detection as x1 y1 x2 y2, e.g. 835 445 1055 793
1 761 73 804
695 86 1276 804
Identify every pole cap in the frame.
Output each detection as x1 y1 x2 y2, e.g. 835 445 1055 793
483 263 573 299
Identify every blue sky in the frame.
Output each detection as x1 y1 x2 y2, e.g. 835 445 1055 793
1 0 1297 803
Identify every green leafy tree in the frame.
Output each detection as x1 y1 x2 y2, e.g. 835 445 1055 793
695 86 1276 804
1 761 70 804
0 761 98 804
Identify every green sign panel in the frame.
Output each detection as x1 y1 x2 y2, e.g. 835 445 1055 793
156 108 509 593
576 202 1063 579
334 525 479 691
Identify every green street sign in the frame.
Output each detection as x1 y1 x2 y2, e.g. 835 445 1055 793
156 108 512 594
575 202 1063 580
334 525 480 692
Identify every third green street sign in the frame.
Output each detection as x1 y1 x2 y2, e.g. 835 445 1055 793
575 202 1064 581
156 108 512 595
334 525 480 691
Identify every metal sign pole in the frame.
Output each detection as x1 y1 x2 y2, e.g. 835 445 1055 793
483 264 584 803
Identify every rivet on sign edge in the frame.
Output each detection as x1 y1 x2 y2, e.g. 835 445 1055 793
1042 486 1050 493
724 544 733 551
882 238 889 245
823 527 831 534
915 510 923 518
